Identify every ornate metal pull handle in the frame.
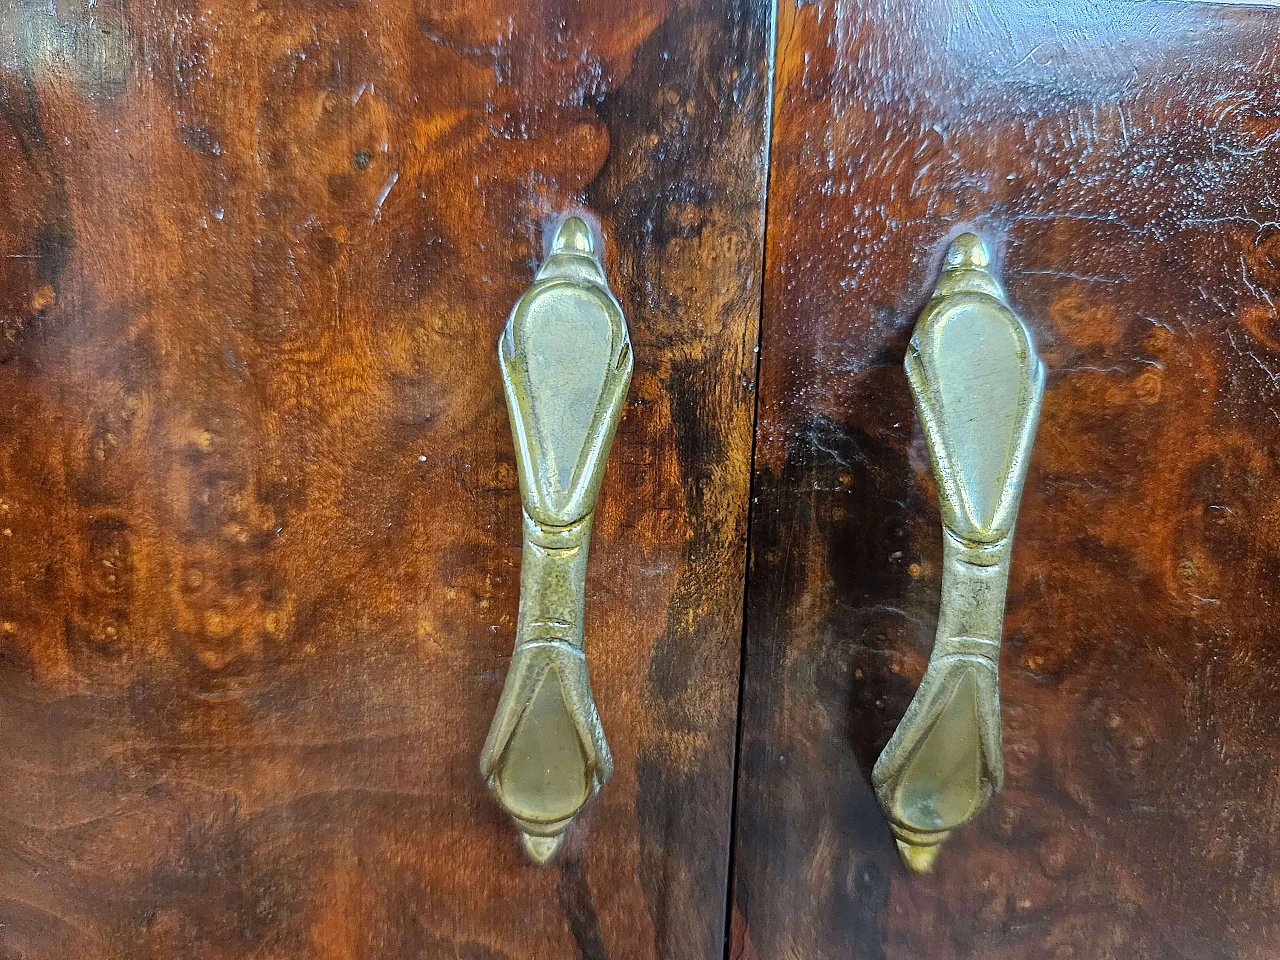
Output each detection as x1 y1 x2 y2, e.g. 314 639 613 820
872 234 1044 873
480 217 632 864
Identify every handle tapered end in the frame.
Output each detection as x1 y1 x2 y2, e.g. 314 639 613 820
551 216 595 256
897 838 944 874
521 832 565 865
943 232 990 270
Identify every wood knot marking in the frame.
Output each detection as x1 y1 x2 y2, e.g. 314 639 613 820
1135 370 1162 403
89 615 126 651
1176 558 1199 585
87 516 134 596
32 284 56 312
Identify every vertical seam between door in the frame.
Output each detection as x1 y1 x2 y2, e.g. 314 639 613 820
721 1 779 957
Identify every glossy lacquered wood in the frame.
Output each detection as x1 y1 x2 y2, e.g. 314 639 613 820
733 2 1280 958
0 1 771 957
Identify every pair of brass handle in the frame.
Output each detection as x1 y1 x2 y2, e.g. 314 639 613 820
480 219 1043 872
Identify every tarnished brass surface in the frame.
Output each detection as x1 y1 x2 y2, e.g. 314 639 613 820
480 217 632 864
872 233 1044 873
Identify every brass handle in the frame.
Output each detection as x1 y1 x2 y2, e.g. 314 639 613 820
480 217 632 864
872 234 1044 873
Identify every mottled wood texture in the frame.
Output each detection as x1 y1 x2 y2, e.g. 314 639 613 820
0 0 770 956
733 2 1280 959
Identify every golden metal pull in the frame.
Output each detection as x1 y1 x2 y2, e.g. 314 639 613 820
872 234 1044 873
480 217 632 864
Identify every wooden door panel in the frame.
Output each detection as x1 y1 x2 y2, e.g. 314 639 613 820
733 2 1280 959
0 1 771 957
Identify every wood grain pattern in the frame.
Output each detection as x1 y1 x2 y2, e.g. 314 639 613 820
0 0 771 956
733 2 1280 958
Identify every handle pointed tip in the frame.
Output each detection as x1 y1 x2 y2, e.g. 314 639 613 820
521 831 565 865
551 217 595 257
944 232 990 271
896 838 943 874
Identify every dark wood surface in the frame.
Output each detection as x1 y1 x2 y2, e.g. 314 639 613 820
0 1 771 957
732 2 1280 959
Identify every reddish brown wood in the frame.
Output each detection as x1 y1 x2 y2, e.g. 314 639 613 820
0 1 771 957
733 3 1280 959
